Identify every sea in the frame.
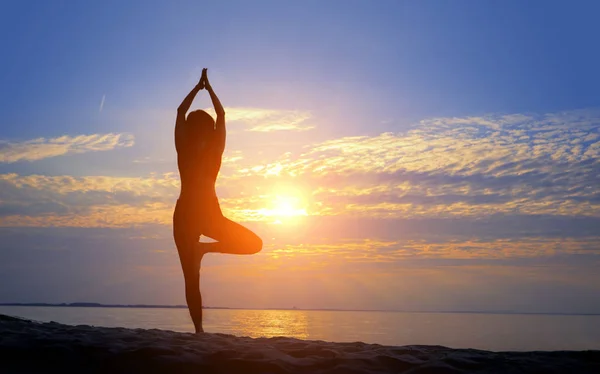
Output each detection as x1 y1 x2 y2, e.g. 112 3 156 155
1 306 599 352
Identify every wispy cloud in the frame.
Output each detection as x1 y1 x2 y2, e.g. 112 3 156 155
99 94 106 113
0 133 134 163
204 107 313 132
0 173 177 227
221 110 600 219
263 237 600 263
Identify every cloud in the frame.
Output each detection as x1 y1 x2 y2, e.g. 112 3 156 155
0 133 134 163
258 238 600 274
204 107 313 132
0 173 179 227
220 110 600 219
1 109 599 237
99 94 106 113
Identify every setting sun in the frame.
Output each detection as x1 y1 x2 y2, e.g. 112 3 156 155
271 195 307 217
258 189 308 224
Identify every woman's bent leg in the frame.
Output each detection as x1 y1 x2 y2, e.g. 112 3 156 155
202 216 262 255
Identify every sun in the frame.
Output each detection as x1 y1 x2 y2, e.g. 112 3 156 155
260 188 308 224
271 195 307 217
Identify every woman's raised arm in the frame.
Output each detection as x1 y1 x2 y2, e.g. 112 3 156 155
175 69 206 150
203 70 226 152
177 69 206 121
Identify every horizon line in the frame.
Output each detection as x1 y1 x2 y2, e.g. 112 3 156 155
0 302 598 316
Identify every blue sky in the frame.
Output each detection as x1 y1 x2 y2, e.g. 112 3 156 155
1 0 599 312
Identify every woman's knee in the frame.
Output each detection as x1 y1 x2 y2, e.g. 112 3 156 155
248 233 263 254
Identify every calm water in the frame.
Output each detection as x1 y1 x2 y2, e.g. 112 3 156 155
1 306 599 352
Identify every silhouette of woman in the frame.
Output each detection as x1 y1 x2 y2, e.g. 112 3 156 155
173 68 262 333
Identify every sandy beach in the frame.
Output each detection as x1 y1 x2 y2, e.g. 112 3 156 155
1 314 598 373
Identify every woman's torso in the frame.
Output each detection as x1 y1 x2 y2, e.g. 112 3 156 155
176 135 223 209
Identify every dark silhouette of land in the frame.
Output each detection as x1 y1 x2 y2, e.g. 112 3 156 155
2 314 599 374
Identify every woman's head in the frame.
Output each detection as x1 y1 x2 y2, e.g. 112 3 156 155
186 110 215 137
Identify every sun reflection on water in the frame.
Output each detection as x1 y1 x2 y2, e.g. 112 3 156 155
205 309 309 339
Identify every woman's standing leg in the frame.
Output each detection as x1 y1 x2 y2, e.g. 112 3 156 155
173 203 204 333
177 238 204 333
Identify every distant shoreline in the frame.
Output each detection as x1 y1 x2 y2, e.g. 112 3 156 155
0 303 598 316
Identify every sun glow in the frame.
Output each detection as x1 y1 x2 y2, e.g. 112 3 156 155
260 188 308 224
271 195 307 217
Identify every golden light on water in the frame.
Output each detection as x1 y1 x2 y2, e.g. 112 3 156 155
219 310 309 339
